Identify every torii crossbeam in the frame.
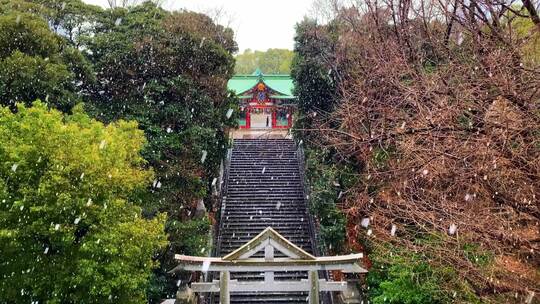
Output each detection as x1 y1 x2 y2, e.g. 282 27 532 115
170 227 367 304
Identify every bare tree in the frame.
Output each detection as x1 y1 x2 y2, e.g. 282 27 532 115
299 0 540 301
309 0 343 23
203 6 237 29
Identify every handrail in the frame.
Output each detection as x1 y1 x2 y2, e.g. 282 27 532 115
294 141 321 256
294 139 334 304
206 143 232 304
213 147 232 257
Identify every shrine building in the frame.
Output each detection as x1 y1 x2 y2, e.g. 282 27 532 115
228 69 296 129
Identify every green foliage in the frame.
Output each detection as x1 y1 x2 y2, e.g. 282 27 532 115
0 11 93 112
318 208 346 252
0 102 167 303
367 244 483 304
0 1 237 300
462 243 493 267
164 10 237 54
235 48 294 74
0 0 103 47
0 50 76 110
290 16 378 215
167 216 211 256
82 4 237 300
0 0 45 15
0 12 62 58
368 253 447 304
85 4 237 217
37 0 103 45
292 19 338 115
305 148 357 253
457 109 475 130
504 6 540 65
372 146 396 169
146 216 211 303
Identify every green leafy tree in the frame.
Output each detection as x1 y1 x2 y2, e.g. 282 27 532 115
86 4 237 220
0 0 103 47
235 48 294 74
1 1 239 300
84 4 238 300
0 102 167 303
0 11 94 112
38 0 103 46
292 19 338 115
304 148 357 253
366 243 482 304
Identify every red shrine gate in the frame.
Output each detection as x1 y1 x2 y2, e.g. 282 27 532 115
239 105 293 129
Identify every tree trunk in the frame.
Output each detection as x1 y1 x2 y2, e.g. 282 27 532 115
523 0 540 30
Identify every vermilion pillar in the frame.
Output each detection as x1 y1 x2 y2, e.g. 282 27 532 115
246 107 251 129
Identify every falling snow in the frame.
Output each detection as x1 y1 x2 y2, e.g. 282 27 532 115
361 218 370 228
201 260 211 273
200 150 207 164
226 108 234 119
448 223 458 235
390 224 397 236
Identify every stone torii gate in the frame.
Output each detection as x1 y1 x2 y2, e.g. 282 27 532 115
170 227 367 304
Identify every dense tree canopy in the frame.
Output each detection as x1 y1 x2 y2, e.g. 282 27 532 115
235 48 294 74
0 10 93 112
0 0 238 302
292 20 338 114
83 2 237 300
0 102 167 303
84 0 236 238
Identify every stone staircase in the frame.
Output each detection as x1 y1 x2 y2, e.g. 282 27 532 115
214 138 317 303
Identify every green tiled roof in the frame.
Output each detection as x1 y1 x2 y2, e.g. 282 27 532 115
228 70 295 98
228 77 259 95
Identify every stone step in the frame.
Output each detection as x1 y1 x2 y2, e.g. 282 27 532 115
215 139 317 303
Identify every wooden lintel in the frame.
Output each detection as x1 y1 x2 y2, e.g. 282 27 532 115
172 252 366 274
174 253 363 266
175 263 365 273
192 279 349 293
171 255 366 274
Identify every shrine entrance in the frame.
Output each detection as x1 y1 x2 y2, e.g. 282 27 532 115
229 70 296 130
171 227 367 304
250 106 272 129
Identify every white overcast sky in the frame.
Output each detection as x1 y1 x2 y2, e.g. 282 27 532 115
82 0 315 52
